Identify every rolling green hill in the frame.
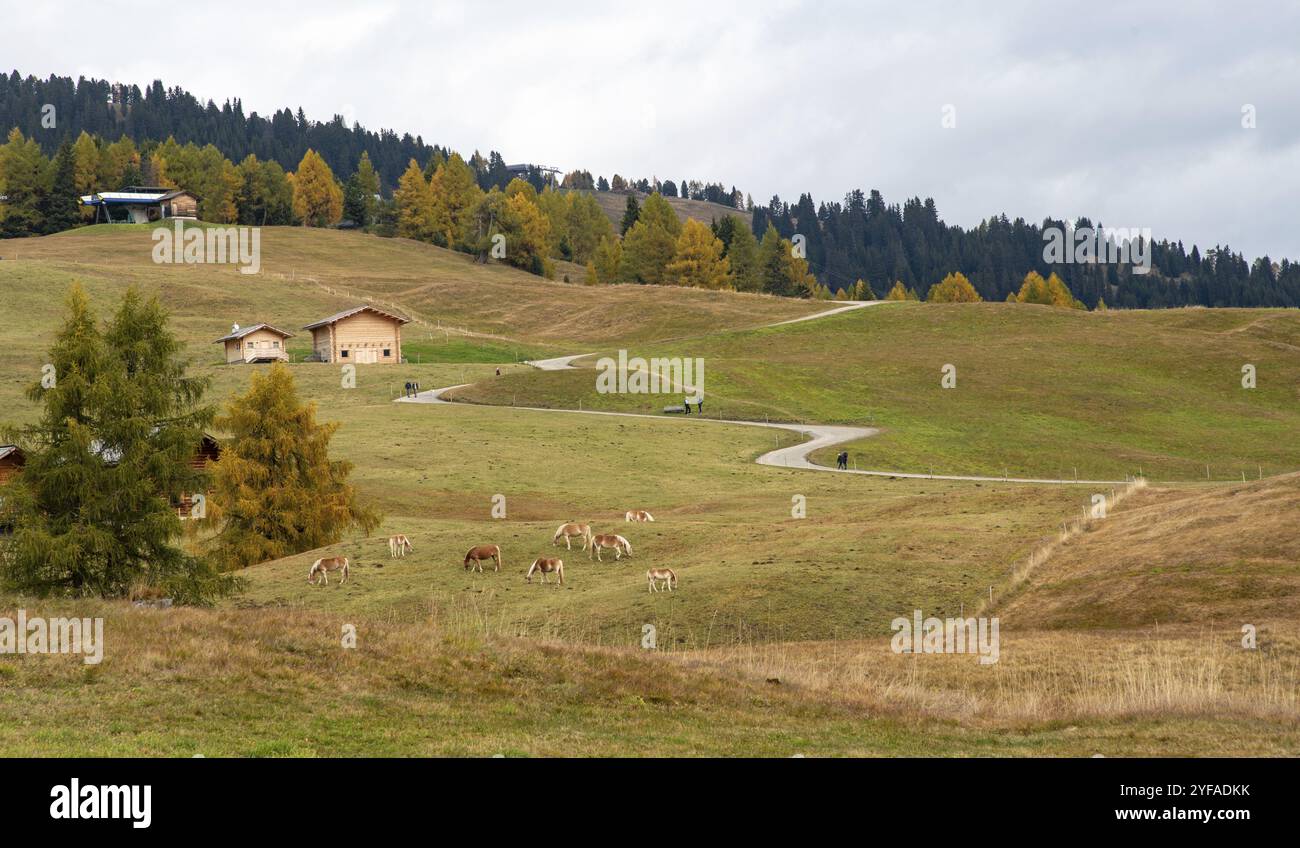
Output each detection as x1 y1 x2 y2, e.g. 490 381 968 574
454 301 1300 482
2 225 1298 757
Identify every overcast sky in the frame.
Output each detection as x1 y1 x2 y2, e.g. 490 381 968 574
5 0 1299 258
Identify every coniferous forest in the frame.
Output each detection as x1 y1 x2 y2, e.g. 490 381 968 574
2 69 1298 308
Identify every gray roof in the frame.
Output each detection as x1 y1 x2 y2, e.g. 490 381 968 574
213 323 295 343
0 444 23 463
302 305 411 331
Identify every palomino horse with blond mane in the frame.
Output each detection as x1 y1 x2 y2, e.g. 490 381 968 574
526 557 565 585
589 534 632 562
552 522 592 551
646 568 677 592
388 534 413 557
464 544 502 572
624 510 655 523
308 556 349 586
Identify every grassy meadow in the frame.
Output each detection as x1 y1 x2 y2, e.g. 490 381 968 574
454 301 1300 482
1 226 1297 756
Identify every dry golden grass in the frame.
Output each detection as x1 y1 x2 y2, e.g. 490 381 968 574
997 471 1300 629
2 225 818 348
673 624 1300 731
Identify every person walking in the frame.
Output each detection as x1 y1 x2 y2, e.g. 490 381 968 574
683 395 692 415
837 451 848 470
404 380 412 398
696 396 704 415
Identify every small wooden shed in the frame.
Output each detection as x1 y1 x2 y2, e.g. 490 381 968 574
0 444 26 484
303 305 409 364
214 323 294 364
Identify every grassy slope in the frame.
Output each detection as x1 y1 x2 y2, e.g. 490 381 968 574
577 190 751 231
454 301 1300 482
998 472 1300 630
10 598 1294 756
0 225 817 353
2 227 1298 756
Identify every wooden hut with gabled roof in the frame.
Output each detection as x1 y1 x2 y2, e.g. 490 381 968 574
302 305 409 364
214 322 294 364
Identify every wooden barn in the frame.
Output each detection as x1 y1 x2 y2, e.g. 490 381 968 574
214 323 294 364
303 305 409 364
0 444 25 484
80 186 200 224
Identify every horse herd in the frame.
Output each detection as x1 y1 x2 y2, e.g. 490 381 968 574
306 510 678 593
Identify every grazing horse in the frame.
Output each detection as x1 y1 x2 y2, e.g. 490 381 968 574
624 510 655 523
646 568 677 592
552 522 592 551
464 544 502 573
589 534 632 562
388 534 413 558
526 557 565 585
308 556 349 586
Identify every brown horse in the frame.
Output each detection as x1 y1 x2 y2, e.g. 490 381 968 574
308 556 349 586
526 557 565 585
552 522 592 551
624 510 655 523
589 534 632 562
646 568 677 592
464 544 502 573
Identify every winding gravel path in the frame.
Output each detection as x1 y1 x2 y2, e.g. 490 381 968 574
396 302 1127 485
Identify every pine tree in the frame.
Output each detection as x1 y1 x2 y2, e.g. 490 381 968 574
206 364 380 571
1 284 233 602
354 151 380 225
40 140 81 233
620 194 640 235
726 221 762 292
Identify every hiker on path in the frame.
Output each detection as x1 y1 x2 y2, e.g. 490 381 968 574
837 451 848 470
683 395 692 415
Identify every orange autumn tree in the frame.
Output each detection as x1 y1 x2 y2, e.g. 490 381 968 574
666 218 733 289
291 149 343 227
205 364 379 570
926 272 983 302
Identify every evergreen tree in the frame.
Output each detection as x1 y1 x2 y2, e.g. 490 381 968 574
726 220 762 292
40 140 81 233
1 284 233 602
620 194 640 235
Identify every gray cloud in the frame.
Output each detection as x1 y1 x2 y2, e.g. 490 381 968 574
4 0 1297 257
